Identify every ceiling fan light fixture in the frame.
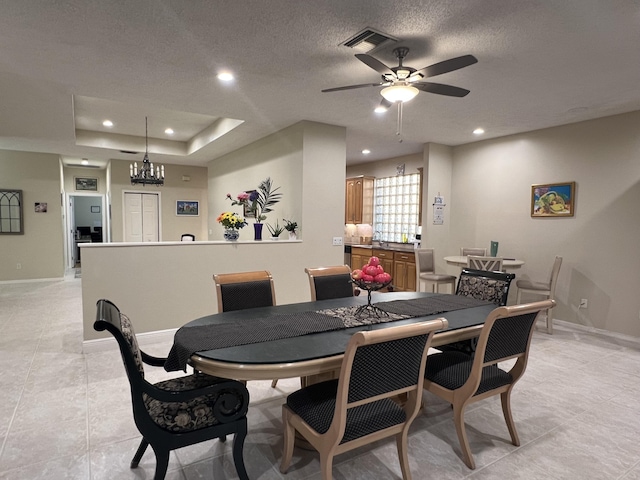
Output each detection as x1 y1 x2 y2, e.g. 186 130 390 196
381 85 419 103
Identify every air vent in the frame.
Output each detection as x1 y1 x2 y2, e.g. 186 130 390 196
342 28 397 53
119 150 138 154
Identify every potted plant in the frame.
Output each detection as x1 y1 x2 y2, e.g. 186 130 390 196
283 219 298 240
227 177 282 240
266 220 285 240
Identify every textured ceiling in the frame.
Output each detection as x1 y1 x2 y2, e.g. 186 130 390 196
0 1 639 168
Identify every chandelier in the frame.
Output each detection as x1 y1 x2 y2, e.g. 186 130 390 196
130 117 164 186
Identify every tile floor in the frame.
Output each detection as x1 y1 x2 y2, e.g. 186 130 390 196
1 276 640 479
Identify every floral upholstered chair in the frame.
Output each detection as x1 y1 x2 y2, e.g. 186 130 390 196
94 299 250 480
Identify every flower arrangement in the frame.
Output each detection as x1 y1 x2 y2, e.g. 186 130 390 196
216 212 247 230
227 177 282 223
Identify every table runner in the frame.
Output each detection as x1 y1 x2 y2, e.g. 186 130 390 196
164 294 492 372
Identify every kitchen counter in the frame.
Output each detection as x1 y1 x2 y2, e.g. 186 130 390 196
351 242 417 253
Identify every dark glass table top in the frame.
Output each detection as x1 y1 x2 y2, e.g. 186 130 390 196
184 292 495 366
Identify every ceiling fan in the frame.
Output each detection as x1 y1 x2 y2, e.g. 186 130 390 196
322 47 478 108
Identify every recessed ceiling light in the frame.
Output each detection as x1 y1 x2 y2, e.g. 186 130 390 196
473 128 485 135
362 149 371 154
374 106 388 113
165 128 174 135
103 120 113 127
81 159 89 166
217 72 234 81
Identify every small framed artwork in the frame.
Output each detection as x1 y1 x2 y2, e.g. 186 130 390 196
531 182 575 217
35 203 48 213
176 200 199 216
91 206 100 213
75 177 98 191
243 190 257 218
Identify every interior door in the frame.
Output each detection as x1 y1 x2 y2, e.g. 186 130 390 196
68 195 76 268
124 192 159 242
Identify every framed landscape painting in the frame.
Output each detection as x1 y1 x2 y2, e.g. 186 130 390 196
176 200 199 216
75 177 98 191
531 182 575 217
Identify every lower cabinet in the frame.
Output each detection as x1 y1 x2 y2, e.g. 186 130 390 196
349 247 416 292
393 251 417 292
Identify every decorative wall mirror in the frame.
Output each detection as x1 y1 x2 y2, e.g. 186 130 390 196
0 189 24 234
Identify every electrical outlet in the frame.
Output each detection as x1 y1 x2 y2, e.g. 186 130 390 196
16 263 21 270
579 298 588 309
332 237 343 246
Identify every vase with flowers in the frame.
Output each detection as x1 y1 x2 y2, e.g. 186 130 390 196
227 177 282 241
216 212 247 241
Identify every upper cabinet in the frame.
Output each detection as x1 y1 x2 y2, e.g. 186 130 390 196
345 176 374 224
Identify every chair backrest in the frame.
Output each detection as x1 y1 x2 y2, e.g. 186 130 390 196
305 265 354 301
90 231 102 243
548 256 563 300
213 270 276 313
460 247 487 256
181 234 195 241
77 226 91 237
468 300 555 389
94 299 145 380
467 255 503 272
456 268 515 305
331 318 448 441
415 248 436 275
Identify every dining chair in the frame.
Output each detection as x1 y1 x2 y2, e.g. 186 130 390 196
415 248 457 293
515 256 562 334
460 247 487 256
94 299 250 480
305 265 357 301
181 233 195 241
467 255 503 272
213 270 279 387
280 318 448 480
423 299 554 470
437 268 516 355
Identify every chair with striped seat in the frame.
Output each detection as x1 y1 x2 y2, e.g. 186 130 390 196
423 299 554 470
305 265 357 301
281 318 448 480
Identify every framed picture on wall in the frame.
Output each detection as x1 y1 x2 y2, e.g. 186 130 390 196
75 177 98 191
0 190 24 234
243 190 257 218
531 182 575 217
176 200 199 216
91 206 100 213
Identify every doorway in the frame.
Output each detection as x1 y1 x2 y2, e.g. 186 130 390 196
66 193 106 269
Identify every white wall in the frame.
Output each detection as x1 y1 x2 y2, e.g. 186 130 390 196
448 111 640 337
82 121 347 340
0 150 65 280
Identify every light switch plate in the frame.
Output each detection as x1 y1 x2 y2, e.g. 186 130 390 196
332 237 343 246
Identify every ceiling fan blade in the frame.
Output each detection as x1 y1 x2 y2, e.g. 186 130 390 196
355 53 394 75
414 82 471 97
322 83 383 93
414 54 478 79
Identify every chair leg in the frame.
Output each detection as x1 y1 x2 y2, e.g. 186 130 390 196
320 454 334 480
396 431 413 480
150 445 170 480
130 438 149 468
546 309 553 334
280 407 295 473
271 379 278 388
500 390 520 446
453 403 476 469
233 423 249 480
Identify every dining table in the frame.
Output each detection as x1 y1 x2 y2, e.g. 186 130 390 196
164 292 496 382
444 255 525 269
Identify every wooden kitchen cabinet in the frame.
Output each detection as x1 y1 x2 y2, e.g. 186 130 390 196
345 176 374 224
393 251 417 292
350 247 371 270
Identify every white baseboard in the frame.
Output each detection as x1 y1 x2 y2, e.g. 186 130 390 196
83 328 178 354
0 277 64 285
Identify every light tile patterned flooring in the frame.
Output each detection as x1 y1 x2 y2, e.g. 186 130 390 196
1 276 640 479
